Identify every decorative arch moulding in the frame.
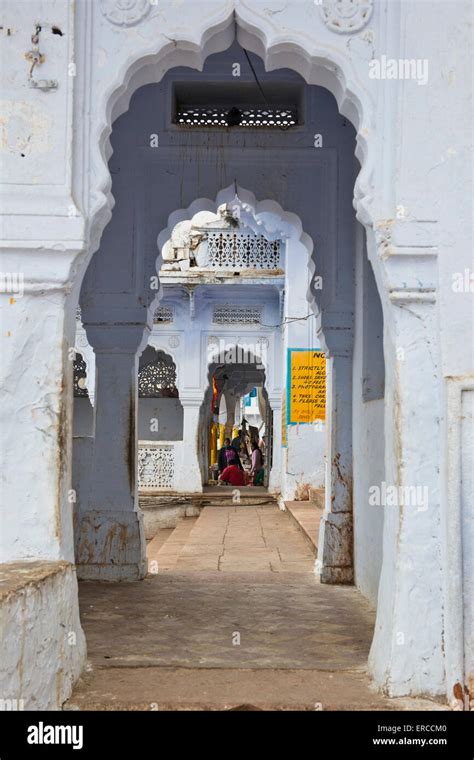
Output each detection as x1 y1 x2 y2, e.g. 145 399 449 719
99 0 374 34
86 1 379 251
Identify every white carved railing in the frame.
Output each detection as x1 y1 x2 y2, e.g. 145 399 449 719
207 232 281 269
138 441 176 490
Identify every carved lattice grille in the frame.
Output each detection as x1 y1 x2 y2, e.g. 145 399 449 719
153 306 173 323
73 353 88 397
213 305 261 325
138 445 175 489
138 353 178 398
207 233 280 269
176 106 297 128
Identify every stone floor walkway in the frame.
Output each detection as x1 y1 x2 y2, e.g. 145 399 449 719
68 504 444 711
154 505 316 573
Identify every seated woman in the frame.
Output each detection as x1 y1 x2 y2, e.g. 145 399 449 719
250 441 265 486
218 437 242 472
218 457 246 487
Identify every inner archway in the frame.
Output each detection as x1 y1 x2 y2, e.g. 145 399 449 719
153 186 332 505
201 347 271 488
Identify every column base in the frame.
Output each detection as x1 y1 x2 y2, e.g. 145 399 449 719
316 511 354 584
75 510 146 581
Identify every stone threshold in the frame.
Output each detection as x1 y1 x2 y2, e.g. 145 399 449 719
65 665 448 712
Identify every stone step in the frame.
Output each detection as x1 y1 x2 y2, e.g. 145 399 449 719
308 487 325 509
202 497 278 508
284 499 324 554
65 665 421 712
145 527 173 557
201 487 278 509
146 517 199 571
139 494 201 539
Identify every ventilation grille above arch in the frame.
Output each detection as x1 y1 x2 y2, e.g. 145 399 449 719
213 305 262 325
176 106 297 128
172 80 302 130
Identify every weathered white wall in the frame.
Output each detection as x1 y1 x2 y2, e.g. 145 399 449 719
0 562 86 710
461 390 474 696
138 398 183 441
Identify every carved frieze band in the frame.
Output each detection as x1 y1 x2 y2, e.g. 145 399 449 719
100 1 374 34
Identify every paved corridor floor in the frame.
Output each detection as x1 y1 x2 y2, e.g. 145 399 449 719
150 504 317 572
68 506 444 710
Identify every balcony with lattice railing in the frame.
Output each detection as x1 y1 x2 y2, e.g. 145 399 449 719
206 232 281 270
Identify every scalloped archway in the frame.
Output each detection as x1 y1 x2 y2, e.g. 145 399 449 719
82 9 378 286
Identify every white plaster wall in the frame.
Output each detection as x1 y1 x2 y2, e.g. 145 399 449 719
283 425 325 498
461 390 474 691
138 398 183 441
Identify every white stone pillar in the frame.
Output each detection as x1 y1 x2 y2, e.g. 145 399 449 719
268 401 282 493
0 248 87 706
317 349 353 583
0 251 81 564
362 223 445 696
223 390 237 436
369 289 445 696
75 324 147 580
177 397 205 492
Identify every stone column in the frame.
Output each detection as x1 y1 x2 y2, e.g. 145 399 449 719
0 250 82 564
177 396 205 492
268 398 282 493
223 390 237 438
316 334 353 583
75 323 147 581
368 240 444 696
0 248 87 706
